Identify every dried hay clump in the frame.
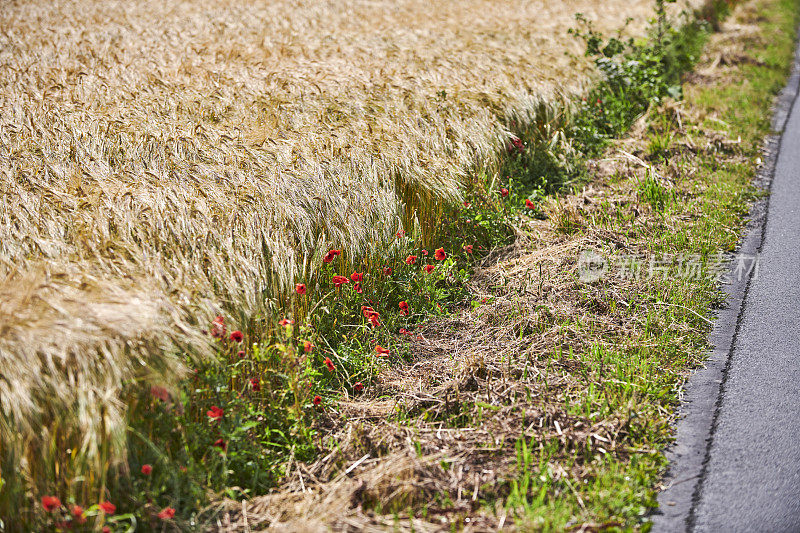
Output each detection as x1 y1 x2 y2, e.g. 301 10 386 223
0 0 702 504
212 132 740 531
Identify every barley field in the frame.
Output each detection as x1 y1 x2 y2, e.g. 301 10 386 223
0 0 700 518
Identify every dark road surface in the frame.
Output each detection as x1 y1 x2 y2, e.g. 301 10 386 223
653 34 800 533
691 66 800 532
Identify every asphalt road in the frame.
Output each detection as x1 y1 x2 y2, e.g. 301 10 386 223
653 37 800 533
691 75 800 531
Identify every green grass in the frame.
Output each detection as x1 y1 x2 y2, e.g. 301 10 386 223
507 0 800 528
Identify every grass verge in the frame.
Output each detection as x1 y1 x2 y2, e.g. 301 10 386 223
506 0 800 528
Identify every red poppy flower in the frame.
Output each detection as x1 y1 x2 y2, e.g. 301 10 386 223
213 438 227 452
424 264 435 274
383 266 393 276
295 283 307 295
361 306 381 327
41 496 61 512
103 527 111 533
421 249 428 256
250 378 261 392
500 188 509 197
525 199 535 209
72 505 86 523
399 301 409 316
230 330 244 343
313 395 322 406
278 318 294 326
375 345 390 356
332 275 349 287
150 385 169 402
210 315 226 339
237 350 245 358
396 230 405 239
464 244 473 254
158 507 176 520
463 201 470 208
141 464 152 475
323 357 335 372
98 501 116 514
434 248 446 261
354 382 364 391
323 249 342 263
206 405 224 421
354 282 363 294
304 341 314 353
405 255 418 265
350 272 363 282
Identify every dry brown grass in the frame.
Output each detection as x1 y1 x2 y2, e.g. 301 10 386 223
210 142 740 531
0 0 702 509
209 202 657 531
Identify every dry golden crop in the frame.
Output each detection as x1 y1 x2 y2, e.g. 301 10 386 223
0 0 701 508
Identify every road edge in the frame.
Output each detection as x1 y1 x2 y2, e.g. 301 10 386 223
650 22 800 533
